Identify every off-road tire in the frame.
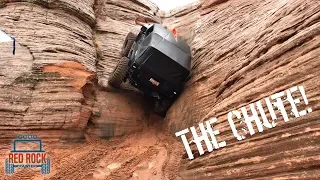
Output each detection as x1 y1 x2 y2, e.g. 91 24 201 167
153 99 174 117
121 32 137 57
108 57 129 88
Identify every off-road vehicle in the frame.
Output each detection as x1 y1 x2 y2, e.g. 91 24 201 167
108 24 191 116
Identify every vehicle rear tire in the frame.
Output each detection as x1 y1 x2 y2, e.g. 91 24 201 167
153 99 173 117
108 57 129 88
121 32 137 57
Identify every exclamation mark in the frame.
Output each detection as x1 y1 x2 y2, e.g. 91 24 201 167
298 86 312 116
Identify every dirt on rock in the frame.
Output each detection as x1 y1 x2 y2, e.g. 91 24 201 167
0 0 319 179
0 115 184 180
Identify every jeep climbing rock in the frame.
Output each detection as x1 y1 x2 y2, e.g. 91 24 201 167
108 24 192 117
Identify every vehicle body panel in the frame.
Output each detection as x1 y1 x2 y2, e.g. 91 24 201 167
126 24 191 100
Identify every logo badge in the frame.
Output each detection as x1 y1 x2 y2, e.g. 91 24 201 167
149 78 160 86
5 135 51 174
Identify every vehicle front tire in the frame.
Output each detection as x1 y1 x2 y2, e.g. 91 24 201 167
108 57 129 88
121 31 137 57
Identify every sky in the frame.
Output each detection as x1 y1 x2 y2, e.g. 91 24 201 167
0 30 13 43
150 0 198 11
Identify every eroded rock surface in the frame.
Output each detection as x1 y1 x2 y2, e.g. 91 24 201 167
0 1 97 142
164 0 320 179
0 0 159 141
86 89 149 138
0 0 319 179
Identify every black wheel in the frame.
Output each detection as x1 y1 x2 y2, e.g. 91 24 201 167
108 57 129 88
121 32 137 57
153 99 174 117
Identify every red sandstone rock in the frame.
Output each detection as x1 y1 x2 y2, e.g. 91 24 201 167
0 0 319 179
0 0 158 141
164 0 320 179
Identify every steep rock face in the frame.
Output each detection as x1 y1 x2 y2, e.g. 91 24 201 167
0 1 97 142
0 0 319 179
164 0 320 179
0 0 159 141
1 0 96 27
86 89 150 138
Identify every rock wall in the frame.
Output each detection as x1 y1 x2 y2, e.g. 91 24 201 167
0 0 159 141
0 0 97 142
0 0 319 179
164 0 320 179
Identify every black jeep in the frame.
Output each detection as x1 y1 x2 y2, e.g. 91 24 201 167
108 24 191 116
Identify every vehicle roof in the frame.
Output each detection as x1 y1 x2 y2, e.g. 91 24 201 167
151 24 191 55
148 24 192 71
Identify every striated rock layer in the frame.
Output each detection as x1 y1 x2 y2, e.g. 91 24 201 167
0 0 159 141
0 0 319 179
164 0 320 179
0 1 97 142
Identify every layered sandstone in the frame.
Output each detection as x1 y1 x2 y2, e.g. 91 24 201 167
0 0 159 141
164 0 320 179
0 1 97 142
0 0 319 179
